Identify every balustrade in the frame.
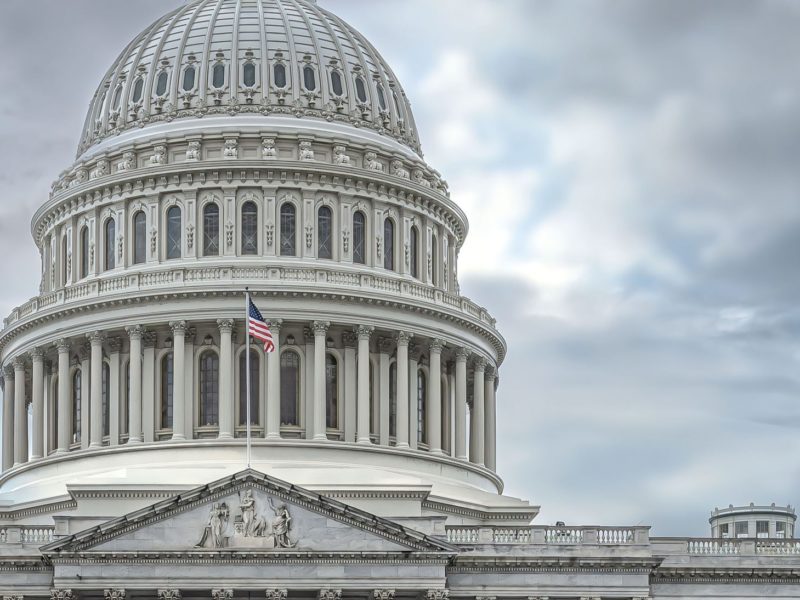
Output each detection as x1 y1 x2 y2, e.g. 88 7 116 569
444 525 648 546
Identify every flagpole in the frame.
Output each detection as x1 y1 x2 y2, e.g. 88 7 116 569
245 287 252 470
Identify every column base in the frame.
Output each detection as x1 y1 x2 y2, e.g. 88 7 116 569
357 437 372 445
218 433 234 440
395 442 410 450
55 448 69 455
89 442 103 450
265 433 281 440
127 437 142 444
430 448 445 456
312 433 328 441
171 434 186 442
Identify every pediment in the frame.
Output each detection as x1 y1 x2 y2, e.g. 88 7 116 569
42 469 455 556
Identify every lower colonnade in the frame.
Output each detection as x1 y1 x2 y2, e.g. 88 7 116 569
0 319 498 474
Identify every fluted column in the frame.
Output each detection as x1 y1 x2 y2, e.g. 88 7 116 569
126 326 143 443
12 357 27 466
108 338 121 446
218 319 235 439
470 357 486 466
56 339 70 453
454 347 469 460
484 368 497 471
30 348 45 459
312 321 330 441
343 332 357 442
395 332 412 449
408 344 421 449
266 320 283 439
2 365 14 470
356 325 374 444
170 321 187 441
88 331 105 449
427 339 444 455
378 337 392 445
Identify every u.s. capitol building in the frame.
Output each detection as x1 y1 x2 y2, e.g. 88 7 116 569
0 1 798 599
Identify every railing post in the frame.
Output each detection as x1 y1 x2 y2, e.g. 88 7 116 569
740 540 756 556
583 528 598 544
635 527 650 544
478 527 494 543
5 526 21 544
531 527 546 544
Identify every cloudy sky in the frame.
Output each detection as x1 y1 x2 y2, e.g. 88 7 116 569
1 0 799 535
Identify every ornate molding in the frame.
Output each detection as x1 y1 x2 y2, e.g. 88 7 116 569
264 591 287 600
50 591 74 600
157 591 181 600
125 325 144 341
429 338 445 354
318 591 341 600
86 330 106 346
170 321 187 335
312 320 330 336
211 591 232 600
103 590 126 600
373 592 394 600
424 591 448 600
355 325 374 340
217 319 235 334
396 331 413 345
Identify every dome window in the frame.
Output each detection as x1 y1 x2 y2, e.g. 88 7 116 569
212 63 225 89
317 206 333 260
355 76 368 103
393 90 403 118
132 77 144 104
155 71 169 96
112 85 123 110
274 63 287 88
352 211 366 265
203 203 220 257
182 66 196 92
243 62 256 88
166 206 182 260
330 70 343 96
280 203 296 256
376 84 387 111
303 65 316 91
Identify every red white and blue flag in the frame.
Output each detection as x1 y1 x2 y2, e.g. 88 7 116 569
247 297 275 352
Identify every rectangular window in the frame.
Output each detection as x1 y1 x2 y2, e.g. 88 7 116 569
777 522 786 538
719 523 729 538
735 521 749 538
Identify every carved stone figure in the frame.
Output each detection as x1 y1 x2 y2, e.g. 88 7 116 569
333 145 351 165
391 160 409 179
413 169 431 187
149 145 167 166
262 138 277 159
268 497 294 548
186 141 201 161
89 160 109 180
299 141 315 161
70 169 88 187
224 139 239 159
365 152 384 172
117 152 135 172
196 502 230 548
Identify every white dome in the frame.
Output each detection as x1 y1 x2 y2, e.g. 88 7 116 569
77 0 421 159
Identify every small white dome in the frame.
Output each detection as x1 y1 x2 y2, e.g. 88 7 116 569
77 0 421 158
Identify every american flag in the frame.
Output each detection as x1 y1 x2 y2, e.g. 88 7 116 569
247 297 275 352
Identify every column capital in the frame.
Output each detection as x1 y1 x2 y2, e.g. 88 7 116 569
104 590 126 600
170 320 187 335
125 325 144 340
342 331 357 348
29 347 46 362
318 591 341 600
355 325 374 340
76 342 91 362
269 318 283 333
157 591 181 600
377 336 394 354
107 337 122 354
55 338 71 354
429 338 446 354
86 331 106 346
185 327 197 344
4 595 24 600
143 330 158 349
473 356 488 372
396 331 413 346
2 363 13 379
303 327 315 345
312 320 331 336
11 356 26 371
211 591 232 600
455 347 471 361
217 319 235 334
265 591 287 600
424 591 449 600
50 591 74 600
373 591 395 600
485 366 497 381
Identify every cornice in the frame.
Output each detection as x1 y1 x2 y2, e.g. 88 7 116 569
449 556 661 574
652 567 800 583
0 498 77 521
422 500 535 523
50 552 452 566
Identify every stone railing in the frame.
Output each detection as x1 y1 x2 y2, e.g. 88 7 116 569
0 526 55 545
653 537 800 557
2 265 498 335
445 525 649 546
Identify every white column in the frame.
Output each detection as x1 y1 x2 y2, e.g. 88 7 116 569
454 347 469 460
13 358 28 466
30 348 45 459
79 346 90 449
356 325 373 444
395 332 411 449
218 319 235 439
343 332 357 443
108 339 121 446
408 344 420 450
470 357 486 467
2 365 14 470
126 326 143 443
142 332 156 443
303 328 315 438
170 321 187 441
312 321 330 441
88 331 105 449
266 320 282 439
427 339 444 455
56 339 70 453
378 337 392 446
484 367 497 472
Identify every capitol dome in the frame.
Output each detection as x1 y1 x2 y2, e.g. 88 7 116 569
1 0 522 523
77 0 421 160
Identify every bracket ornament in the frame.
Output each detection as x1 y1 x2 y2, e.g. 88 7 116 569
104 590 126 600
50 592 74 600
211 591 233 600
265 592 287 600
318 591 341 600
157 591 181 600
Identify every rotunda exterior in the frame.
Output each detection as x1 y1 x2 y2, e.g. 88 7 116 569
1 2 800 599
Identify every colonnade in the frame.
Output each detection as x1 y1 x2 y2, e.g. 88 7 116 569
0 320 498 474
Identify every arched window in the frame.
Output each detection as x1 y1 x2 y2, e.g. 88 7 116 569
393 90 404 119
199 351 220 426
104 218 116 271
377 84 387 111
112 85 123 110
303 65 316 91
80 226 89 279
102 362 110 438
182 65 196 91
72 370 82 444
431 234 438 286
280 203 296 257
132 78 144 104
203 203 220 256
166 206 182 260
389 362 397 438
353 211 366 265
241 201 258 255
330 70 343 96
325 354 338 429
155 71 169 96
243 63 256 87
355 76 367 103
383 218 395 271
280 351 300 426
160 352 174 429
274 63 287 88
410 226 419 279
133 211 146 264
317 206 332 260
417 368 427 444
212 63 225 89
239 350 259 426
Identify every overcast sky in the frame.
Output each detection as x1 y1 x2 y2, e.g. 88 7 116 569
1 0 799 536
